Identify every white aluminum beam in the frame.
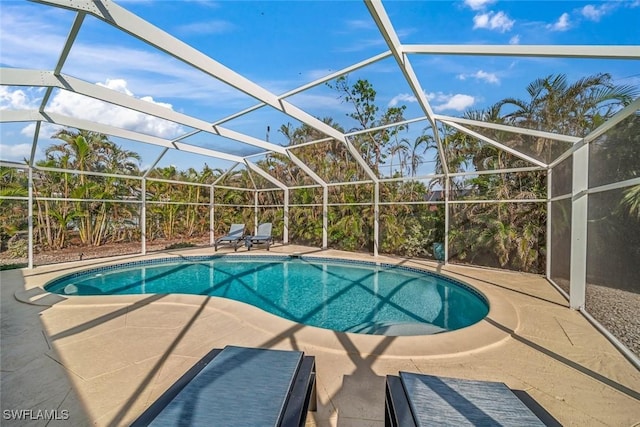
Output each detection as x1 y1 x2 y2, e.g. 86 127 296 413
587 176 640 195
211 51 393 127
344 136 379 183
441 120 548 168
54 12 85 74
546 168 552 280
374 182 379 256
364 0 449 176
287 152 327 187
31 0 354 157
345 116 429 138
283 189 289 244
403 44 640 59
141 178 146 254
323 186 328 249
0 160 29 168
210 185 215 246
245 160 287 190
143 148 169 178
434 114 581 144
364 1 435 121
28 168 34 269
569 143 589 309
549 98 640 169
0 68 285 155
1 109 246 163
29 121 41 167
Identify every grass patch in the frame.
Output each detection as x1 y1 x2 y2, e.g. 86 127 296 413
164 242 197 250
0 263 28 271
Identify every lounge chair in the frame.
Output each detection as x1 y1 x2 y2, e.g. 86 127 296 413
214 223 245 251
132 345 316 427
245 222 273 251
385 372 545 427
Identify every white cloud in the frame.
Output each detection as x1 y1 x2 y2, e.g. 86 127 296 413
547 13 571 31
464 0 496 11
580 4 618 21
1 5 248 107
97 79 133 96
0 6 69 70
345 19 375 30
457 70 500 84
509 35 520 45
288 93 352 114
305 69 336 81
581 5 605 21
1 80 185 140
388 92 476 112
176 19 235 35
427 93 476 112
50 87 183 139
0 143 33 161
0 87 40 110
388 93 417 107
473 11 514 32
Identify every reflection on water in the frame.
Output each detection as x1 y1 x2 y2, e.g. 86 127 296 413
45 258 488 336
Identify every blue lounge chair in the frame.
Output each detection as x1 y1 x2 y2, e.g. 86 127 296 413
385 372 545 426
245 222 273 251
132 345 316 427
214 223 245 251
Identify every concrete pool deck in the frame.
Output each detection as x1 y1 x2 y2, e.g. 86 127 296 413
1 245 639 426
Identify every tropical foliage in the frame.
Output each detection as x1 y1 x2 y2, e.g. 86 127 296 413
0 73 636 275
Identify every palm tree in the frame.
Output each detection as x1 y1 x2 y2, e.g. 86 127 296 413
497 73 637 161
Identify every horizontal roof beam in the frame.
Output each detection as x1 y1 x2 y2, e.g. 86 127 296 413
1 109 245 163
402 44 640 59
441 120 548 168
434 114 582 144
31 0 351 150
211 51 392 127
0 67 286 155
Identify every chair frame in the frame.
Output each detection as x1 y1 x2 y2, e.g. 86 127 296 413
245 222 273 251
214 223 245 252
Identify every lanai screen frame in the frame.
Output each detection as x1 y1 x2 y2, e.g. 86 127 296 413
1 0 639 366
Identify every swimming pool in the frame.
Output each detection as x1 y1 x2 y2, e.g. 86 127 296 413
45 256 489 336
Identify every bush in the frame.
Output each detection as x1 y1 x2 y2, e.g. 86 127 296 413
164 242 196 250
7 235 28 258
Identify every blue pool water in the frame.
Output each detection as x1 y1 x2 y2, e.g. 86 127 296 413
45 256 489 336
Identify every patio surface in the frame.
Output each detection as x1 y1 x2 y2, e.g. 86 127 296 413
1 245 639 426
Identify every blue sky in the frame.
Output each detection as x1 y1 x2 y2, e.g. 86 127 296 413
1 0 639 175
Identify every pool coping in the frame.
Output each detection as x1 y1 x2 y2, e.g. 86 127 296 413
14 251 519 358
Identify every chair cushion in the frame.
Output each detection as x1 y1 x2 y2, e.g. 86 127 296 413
149 346 303 426
399 372 544 426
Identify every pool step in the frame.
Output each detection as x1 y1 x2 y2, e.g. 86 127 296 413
344 321 447 336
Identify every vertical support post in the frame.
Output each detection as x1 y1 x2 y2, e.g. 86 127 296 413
210 185 215 246
141 178 146 255
322 186 328 249
546 168 552 279
283 188 289 244
254 190 259 234
444 176 450 264
28 167 34 269
569 143 589 309
374 182 379 257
